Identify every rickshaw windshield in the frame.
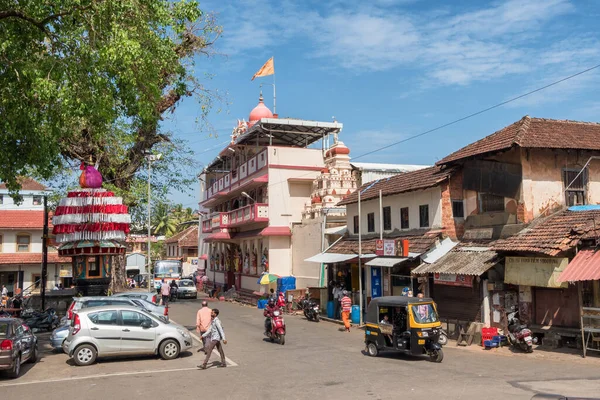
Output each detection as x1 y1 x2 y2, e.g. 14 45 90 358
411 303 439 324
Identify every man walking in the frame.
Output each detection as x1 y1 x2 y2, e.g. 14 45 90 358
198 308 227 369
340 290 352 332
196 300 212 352
160 279 170 306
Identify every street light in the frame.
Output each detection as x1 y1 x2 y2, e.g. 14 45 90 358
241 191 255 203
146 153 162 293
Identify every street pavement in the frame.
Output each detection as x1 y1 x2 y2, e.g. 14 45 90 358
1 297 600 400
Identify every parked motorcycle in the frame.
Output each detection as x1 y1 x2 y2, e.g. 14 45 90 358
264 308 286 345
24 308 59 332
169 286 178 302
506 307 537 353
300 298 320 322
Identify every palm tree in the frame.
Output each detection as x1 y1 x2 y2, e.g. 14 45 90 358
152 202 178 237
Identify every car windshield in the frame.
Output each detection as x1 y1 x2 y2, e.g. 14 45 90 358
411 303 439 323
154 261 182 278
179 280 194 287
0 323 9 337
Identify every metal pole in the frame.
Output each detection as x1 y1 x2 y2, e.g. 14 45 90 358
147 158 152 293
273 72 276 115
379 190 383 241
358 190 363 326
41 195 48 310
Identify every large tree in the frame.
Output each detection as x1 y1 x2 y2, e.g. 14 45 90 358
1 0 221 290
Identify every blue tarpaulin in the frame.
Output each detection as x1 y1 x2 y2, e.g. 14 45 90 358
568 205 600 211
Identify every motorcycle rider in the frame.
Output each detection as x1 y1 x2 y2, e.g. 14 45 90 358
263 298 279 334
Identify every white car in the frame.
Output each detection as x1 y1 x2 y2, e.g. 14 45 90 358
63 305 192 366
176 279 198 299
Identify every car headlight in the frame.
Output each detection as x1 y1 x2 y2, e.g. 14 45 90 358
176 328 191 338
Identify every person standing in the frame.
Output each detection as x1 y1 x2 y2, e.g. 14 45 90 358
1 285 7 297
160 279 170 305
332 283 342 320
196 301 212 353
198 309 227 369
340 290 352 332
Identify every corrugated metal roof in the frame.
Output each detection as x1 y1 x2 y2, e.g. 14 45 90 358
412 250 500 276
305 253 356 263
421 237 458 264
365 257 408 267
558 249 600 282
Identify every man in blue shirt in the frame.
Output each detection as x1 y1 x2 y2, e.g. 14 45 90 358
198 308 227 369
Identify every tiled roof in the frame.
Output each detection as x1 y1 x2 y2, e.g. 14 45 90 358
0 210 49 229
165 226 198 247
0 253 70 264
437 116 600 165
492 209 600 256
0 177 47 191
412 249 500 276
337 166 453 206
327 230 441 255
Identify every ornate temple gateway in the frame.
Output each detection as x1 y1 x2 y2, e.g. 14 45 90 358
53 164 131 295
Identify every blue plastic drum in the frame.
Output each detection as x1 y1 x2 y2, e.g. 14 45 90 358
351 305 360 324
327 301 334 318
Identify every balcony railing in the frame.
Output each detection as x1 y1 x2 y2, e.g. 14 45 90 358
202 203 269 233
205 149 268 201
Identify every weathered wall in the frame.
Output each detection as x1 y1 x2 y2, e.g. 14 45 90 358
345 186 443 234
441 172 465 239
291 218 323 289
268 236 292 277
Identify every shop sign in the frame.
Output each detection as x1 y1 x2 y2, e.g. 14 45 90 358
434 273 473 287
376 239 401 256
505 257 568 288
59 264 73 278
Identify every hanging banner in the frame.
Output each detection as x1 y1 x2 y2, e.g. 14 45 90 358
505 257 568 288
434 273 473 287
375 239 384 256
59 264 73 278
376 239 397 256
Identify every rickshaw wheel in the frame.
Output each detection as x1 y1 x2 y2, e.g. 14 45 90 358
367 342 379 357
429 348 444 363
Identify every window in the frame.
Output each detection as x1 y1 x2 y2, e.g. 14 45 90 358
88 310 118 325
383 206 392 231
353 215 359 234
419 205 429 228
0 194 3 204
400 207 409 229
88 260 100 277
32 195 42 205
16 234 30 252
367 213 375 233
121 310 152 327
141 243 148 252
480 193 505 213
32 274 41 290
564 169 587 206
452 200 465 218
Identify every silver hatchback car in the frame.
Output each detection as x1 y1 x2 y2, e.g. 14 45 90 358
63 305 192 366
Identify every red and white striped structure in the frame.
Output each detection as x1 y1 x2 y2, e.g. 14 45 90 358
52 189 131 243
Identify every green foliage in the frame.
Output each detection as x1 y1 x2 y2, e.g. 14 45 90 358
0 0 222 199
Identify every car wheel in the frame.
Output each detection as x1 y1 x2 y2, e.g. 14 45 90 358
28 345 39 363
159 339 180 360
7 354 21 379
367 342 379 357
73 344 97 366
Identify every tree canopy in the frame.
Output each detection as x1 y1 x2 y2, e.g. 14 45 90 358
0 0 222 199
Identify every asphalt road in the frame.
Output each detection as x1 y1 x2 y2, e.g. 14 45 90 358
2 298 600 400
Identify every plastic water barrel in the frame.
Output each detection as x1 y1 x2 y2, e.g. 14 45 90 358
327 301 335 318
257 299 267 309
351 305 360 324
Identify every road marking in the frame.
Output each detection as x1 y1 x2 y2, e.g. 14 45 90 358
170 317 238 367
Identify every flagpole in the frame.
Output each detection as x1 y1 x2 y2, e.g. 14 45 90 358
272 57 276 114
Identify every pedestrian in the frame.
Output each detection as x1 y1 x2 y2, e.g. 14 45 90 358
340 290 352 332
332 282 342 320
196 300 212 353
160 279 170 305
1 285 7 297
198 308 227 369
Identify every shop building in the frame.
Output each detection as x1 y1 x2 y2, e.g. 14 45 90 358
200 94 343 293
165 226 199 277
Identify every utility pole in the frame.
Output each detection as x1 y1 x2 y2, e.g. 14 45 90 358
358 189 363 326
146 154 162 293
41 195 48 310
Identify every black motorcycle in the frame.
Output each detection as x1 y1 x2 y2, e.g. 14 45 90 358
300 298 320 322
24 308 59 332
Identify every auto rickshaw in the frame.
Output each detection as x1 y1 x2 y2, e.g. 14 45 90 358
364 296 444 363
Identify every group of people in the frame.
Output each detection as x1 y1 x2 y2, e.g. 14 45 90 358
159 279 179 305
195 300 227 369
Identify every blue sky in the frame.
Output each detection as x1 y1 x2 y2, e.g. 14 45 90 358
164 0 600 207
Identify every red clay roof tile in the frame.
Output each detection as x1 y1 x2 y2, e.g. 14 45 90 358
0 177 47 191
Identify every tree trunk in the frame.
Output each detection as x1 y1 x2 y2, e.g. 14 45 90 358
110 254 127 294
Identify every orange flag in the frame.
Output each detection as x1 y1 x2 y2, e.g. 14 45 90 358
251 57 275 80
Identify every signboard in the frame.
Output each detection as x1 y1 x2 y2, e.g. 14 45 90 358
376 239 399 256
434 273 473 287
371 267 382 298
505 257 568 288
59 265 73 278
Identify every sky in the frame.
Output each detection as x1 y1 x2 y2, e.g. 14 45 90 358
163 0 600 208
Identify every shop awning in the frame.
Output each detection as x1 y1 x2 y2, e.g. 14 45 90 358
558 249 600 282
365 257 408 267
412 250 500 276
420 237 458 264
204 231 231 241
305 253 357 263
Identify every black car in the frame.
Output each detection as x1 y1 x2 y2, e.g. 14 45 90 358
0 318 38 378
